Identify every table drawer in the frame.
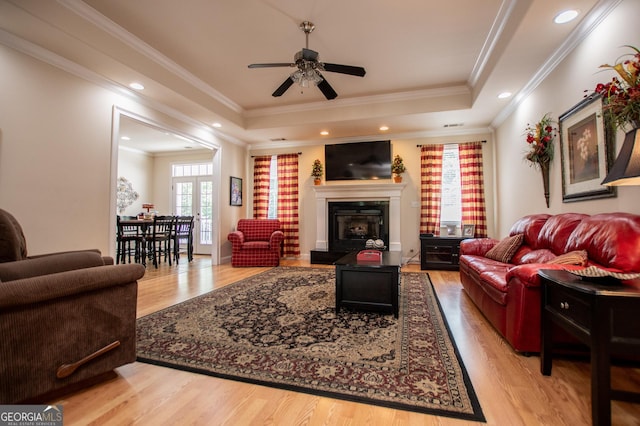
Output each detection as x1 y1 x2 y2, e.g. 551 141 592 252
547 286 590 330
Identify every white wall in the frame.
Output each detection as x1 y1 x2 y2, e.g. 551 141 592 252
250 131 494 260
117 148 154 217
494 0 640 237
0 43 243 259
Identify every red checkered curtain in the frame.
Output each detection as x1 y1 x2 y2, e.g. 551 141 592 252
252 156 272 219
459 142 488 237
419 144 444 234
276 154 300 257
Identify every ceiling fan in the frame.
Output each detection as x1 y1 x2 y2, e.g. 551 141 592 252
248 21 366 100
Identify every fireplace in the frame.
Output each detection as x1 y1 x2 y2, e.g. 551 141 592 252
312 183 406 258
328 201 389 251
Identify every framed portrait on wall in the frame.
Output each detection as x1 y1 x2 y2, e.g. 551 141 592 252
462 224 475 237
230 176 242 206
559 94 616 202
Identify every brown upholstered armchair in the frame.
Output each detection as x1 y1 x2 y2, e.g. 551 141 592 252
0 208 145 403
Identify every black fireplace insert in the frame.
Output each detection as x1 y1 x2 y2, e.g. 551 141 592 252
328 201 389 251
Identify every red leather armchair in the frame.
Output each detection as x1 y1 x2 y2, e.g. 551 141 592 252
459 212 640 354
227 219 284 267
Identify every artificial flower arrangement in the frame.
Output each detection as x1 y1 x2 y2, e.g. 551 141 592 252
391 155 406 175
311 159 323 179
524 113 556 167
592 45 640 130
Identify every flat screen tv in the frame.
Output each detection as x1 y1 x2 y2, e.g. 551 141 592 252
325 140 392 181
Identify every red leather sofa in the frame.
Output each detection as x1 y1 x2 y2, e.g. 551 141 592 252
459 212 640 354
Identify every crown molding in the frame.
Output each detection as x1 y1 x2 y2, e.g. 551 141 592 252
468 0 517 87
244 85 471 118
491 0 622 127
247 126 493 151
0 28 245 148
58 0 243 115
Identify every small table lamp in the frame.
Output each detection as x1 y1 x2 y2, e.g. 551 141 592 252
601 129 640 186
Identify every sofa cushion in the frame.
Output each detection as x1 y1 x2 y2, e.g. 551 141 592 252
485 234 523 263
537 213 588 254
517 249 556 264
547 250 588 266
237 219 281 242
566 213 640 272
243 241 270 249
478 270 509 305
0 209 28 263
509 214 550 250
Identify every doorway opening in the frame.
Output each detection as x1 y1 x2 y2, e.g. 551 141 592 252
172 163 213 256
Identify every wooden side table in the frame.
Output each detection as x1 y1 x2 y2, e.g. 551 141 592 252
419 235 468 270
539 269 640 426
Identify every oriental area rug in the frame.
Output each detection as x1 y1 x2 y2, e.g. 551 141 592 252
136 267 485 422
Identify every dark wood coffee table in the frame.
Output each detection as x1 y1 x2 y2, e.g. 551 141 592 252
334 251 402 317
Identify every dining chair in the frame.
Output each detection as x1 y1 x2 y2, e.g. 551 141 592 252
116 216 145 265
173 216 194 263
148 215 175 268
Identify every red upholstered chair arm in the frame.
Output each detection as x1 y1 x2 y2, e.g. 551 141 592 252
269 230 285 248
227 231 245 247
460 238 499 256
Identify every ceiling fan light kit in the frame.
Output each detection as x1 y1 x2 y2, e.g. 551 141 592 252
248 21 366 100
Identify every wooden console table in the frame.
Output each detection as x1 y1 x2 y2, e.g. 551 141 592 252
539 269 640 426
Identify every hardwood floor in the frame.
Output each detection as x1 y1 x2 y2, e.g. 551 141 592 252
53 257 640 425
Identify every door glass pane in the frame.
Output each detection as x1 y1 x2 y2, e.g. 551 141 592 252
440 144 462 223
199 180 213 245
175 182 193 215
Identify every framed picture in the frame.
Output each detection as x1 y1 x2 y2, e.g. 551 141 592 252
462 224 475 237
559 94 616 202
230 176 242 206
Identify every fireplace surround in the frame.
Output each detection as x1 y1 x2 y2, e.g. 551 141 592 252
313 183 405 256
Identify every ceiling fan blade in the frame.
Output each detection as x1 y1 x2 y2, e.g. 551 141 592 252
302 48 319 61
272 77 294 97
248 63 295 68
317 75 337 100
322 63 366 77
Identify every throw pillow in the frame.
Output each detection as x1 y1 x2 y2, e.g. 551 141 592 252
547 250 588 266
485 234 524 263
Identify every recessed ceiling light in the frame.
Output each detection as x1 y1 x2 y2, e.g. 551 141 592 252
120 136 130 140
129 82 144 90
212 122 222 128
379 126 389 131
320 130 329 136
554 9 579 24
498 92 512 99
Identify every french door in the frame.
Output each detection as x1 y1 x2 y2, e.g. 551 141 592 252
172 176 213 255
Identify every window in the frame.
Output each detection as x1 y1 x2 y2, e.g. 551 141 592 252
267 155 278 219
419 141 487 237
172 163 213 177
440 145 462 224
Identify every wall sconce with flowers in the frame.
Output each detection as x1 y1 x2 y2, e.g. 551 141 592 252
524 113 557 207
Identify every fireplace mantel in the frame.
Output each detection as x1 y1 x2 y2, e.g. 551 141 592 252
313 183 406 252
